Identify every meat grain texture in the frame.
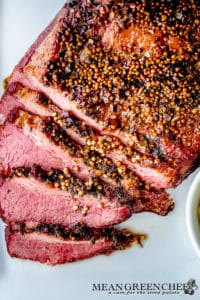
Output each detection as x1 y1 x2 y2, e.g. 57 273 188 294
0 0 200 265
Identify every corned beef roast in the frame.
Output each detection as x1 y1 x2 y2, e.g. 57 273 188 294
7 0 200 188
0 0 199 264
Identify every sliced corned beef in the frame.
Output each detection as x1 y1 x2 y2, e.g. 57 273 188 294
0 163 174 229
1 0 199 265
6 0 200 188
0 87 175 211
6 222 146 265
0 171 132 228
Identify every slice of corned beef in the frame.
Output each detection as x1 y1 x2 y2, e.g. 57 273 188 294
0 163 174 229
6 222 146 265
0 121 90 178
0 171 132 228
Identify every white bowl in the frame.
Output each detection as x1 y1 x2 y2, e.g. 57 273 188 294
186 170 200 258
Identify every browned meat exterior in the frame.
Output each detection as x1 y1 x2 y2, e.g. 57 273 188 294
1 85 181 189
0 92 174 218
7 0 200 188
6 222 145 265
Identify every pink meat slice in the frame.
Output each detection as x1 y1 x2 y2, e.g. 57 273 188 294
5 223 145 265
0 121 90 180
0 176 132 228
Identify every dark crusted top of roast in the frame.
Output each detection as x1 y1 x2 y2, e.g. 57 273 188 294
43 0 200 149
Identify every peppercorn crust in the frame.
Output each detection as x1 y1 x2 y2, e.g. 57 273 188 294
10 0 199 188
8 221 146 250
11 108 174 215
43 0 199 142
5 223 146 265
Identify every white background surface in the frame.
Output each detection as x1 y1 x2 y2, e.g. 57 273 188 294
0 1 200 299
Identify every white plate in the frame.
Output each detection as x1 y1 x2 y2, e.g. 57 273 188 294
186 171 200 258
1 1 200 299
